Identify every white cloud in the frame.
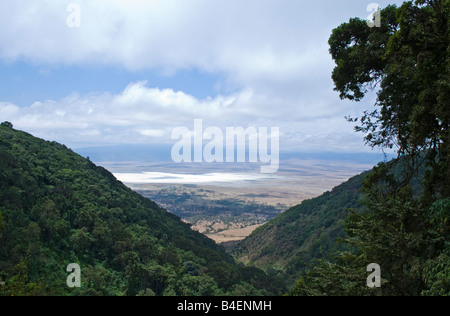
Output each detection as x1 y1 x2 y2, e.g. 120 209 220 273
0 102 19 117
0 0 402 86
0 0 404 153
1 81 367 152
139 129 167 138
0 82 243 145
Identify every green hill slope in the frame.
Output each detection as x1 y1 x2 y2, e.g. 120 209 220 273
0 124 278 296
234 170 370 282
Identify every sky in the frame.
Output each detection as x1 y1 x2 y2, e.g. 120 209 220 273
0 0 405 153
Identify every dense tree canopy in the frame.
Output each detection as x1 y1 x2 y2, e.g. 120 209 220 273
330 0 449 199
0 122 13 129
291 0 449 296
0 125 280 296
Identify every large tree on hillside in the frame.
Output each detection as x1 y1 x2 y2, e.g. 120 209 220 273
330 0 449 199
291 0 449 296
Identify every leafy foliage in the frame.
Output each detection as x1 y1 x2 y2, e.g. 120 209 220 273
0 125 277 296
330 0 449 200
290 0 449 296
235 169 371 284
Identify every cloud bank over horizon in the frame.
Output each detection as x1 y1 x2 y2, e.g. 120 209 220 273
0 0 403 153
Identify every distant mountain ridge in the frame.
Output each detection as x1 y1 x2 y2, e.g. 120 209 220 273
75 144 393 166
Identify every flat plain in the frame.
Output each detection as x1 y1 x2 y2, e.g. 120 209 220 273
99 157 376 244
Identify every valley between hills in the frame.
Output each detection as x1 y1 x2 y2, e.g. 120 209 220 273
101 158 377 245
0 124 392 296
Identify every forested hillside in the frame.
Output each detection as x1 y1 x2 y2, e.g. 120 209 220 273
289 1 449 296
234 170 369 283
0 124 280 296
